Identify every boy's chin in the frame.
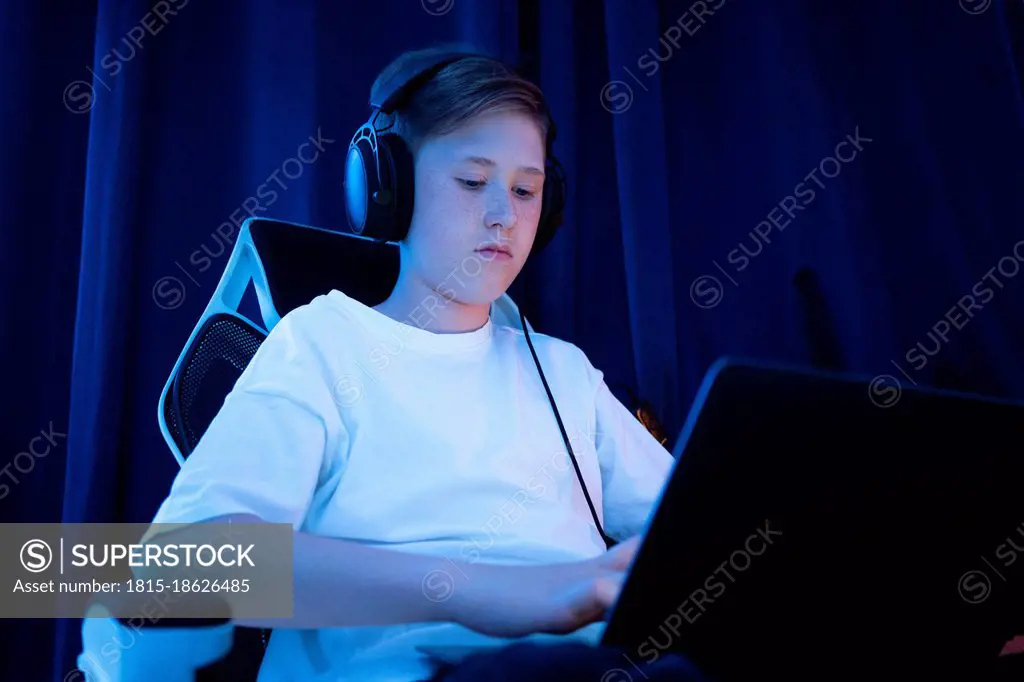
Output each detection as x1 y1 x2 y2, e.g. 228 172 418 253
456 285 512 308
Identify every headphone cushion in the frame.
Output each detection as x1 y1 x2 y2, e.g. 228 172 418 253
531 156 567 254
375 133 416 241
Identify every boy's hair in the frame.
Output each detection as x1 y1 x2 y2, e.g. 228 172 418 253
371 45 552 154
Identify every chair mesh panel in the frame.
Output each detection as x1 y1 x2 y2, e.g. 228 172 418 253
163 379 186 457
175 315 266 456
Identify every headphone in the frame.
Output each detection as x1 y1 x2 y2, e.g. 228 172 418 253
344 51 614 550
343 50 567 254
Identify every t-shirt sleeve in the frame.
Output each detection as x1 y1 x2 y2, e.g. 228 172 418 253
150 308 344 531
586 360 675 541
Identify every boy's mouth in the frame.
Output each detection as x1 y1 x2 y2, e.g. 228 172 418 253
476 245 512 261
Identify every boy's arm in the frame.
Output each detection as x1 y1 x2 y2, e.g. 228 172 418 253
592 378 676 541
152 511 642 635
186 512 462 629
144 385 467 630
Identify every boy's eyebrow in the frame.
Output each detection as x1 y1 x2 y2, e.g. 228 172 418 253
463 155 545 177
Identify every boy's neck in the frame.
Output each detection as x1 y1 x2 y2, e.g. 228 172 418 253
373 269 490 334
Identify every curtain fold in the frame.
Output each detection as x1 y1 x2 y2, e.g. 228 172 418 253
55 2 161 673
601 0 683 425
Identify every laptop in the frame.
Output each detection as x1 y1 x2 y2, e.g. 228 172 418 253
601 357 1024 680
422 358 1024 680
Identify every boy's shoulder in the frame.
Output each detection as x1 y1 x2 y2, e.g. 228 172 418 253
239 291 368 383
268 290 368 344
491 320 596 372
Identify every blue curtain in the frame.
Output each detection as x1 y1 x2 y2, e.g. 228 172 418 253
2 0 1022 679
527 0 1024 425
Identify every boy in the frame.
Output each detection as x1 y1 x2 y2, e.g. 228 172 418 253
149 46 699 681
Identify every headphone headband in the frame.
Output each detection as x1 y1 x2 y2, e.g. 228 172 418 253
371 51 480 113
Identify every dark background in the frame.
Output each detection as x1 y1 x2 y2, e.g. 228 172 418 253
3 0 1023 679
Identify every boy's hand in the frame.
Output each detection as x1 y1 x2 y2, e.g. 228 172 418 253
451 536 642 639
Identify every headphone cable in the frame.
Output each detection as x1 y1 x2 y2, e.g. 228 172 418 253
519 308 616 550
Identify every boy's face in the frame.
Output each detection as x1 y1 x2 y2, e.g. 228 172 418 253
403 110 546 307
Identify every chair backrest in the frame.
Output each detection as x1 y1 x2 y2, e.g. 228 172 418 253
158 218 402 462
247 217 400 320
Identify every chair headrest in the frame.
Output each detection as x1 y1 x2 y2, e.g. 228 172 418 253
248 219 399 319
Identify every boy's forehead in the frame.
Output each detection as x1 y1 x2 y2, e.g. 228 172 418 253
431 114 545 160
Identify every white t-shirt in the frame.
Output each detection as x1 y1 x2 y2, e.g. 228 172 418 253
151 289 675 681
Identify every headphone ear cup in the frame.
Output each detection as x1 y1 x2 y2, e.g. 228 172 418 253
532 156 567 254
343 126 415 242
375 133 416 242
344 128 378 236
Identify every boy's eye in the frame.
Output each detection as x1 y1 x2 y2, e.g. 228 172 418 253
457 178 537 199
